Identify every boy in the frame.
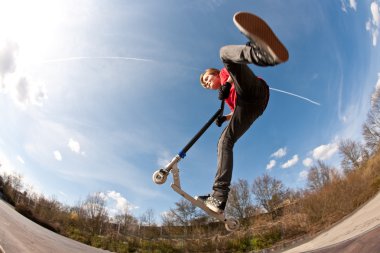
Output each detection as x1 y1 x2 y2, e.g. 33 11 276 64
196 12 288 214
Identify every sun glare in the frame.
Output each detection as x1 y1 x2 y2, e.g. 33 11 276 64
0 0 65 64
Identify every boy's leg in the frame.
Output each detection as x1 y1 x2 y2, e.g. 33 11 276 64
220 44 270 102
212 96 267 202
220 44 278 67
211 45 270 205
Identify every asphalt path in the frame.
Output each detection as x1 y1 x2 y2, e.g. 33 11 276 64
0 199 109 253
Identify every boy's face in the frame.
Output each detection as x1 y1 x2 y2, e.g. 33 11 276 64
202 73 221 90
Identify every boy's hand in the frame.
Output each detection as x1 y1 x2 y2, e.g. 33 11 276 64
215 115 227 127
218 82 231 100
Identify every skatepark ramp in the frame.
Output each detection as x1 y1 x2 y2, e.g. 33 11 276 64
282 191 380 253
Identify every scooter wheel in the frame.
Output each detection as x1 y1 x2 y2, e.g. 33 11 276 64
152 170 167 185
225 218 239 231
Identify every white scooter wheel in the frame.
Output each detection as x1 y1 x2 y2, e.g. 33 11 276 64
225 218 239 231
152 170 167 185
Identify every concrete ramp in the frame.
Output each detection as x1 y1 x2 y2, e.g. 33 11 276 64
283 192 380 253
0 199 109 253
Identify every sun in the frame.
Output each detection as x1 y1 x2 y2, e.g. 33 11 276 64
0 0 65 63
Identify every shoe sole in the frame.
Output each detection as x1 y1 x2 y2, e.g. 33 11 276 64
206 203 223 214
233 11 289 63
195 196 224 214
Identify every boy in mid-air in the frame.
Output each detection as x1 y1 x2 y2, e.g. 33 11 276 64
196 12 288 214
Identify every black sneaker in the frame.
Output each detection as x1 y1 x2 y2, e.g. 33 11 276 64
246 41 276 66
204 196 226 214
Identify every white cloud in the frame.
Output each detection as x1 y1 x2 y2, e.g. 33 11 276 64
372 1 380 26
54 150 62 161
0 40 18 84
107 191 129 210
11 76 47 108
281 155 299 169
312 143 339 160
366 1 380 46
371 73 380 107
341 0 357 12
0 40 47 107
372 25 379 47
350 0 357 10
100 191 137 217
298 170 309 181
341 0 348 12
68 138 81 154
266 160 276 170
303 158 313 167
16 155 25 164
271 147 287 158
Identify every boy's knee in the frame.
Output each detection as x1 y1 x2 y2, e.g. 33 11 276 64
218 134 234 151
219 46 230 61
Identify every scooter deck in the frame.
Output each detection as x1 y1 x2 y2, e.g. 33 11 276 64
171 184 226 222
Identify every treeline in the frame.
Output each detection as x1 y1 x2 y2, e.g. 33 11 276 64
1 93 380 252
1 143 379 253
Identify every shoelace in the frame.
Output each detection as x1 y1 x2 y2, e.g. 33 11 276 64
247 41 275 65
206 196 222 206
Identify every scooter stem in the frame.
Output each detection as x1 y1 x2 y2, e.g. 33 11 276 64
178 100 225 158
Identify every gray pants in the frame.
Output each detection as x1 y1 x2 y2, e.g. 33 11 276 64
212 45 270 202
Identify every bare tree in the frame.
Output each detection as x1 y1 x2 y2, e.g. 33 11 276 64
164 199 201 226
307 160 340 191
139 208 156 226
1 172 23 204
363 90 380 153
0 174 3 193
226 179 257 219
161 211 177 226
34 195 63 223
114 206 138 234
339 139 368 172
81 192 109 235
363 113 380 154
251 174 288 213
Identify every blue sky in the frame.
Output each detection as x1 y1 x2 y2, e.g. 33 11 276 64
0 0 380 220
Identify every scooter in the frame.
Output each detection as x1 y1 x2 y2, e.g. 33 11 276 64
152 101 239 231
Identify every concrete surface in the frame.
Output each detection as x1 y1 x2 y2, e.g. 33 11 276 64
283 192 380 253
0 199 110 253
307 225 380 253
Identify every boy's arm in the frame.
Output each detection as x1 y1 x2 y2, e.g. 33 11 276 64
225 112 233 121
222 72 233 121
215 112 233 127
225 75 234 121
226 76 233 83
